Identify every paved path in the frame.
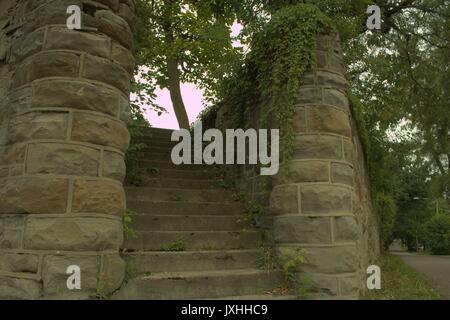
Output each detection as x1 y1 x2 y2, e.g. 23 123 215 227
392 252 450 299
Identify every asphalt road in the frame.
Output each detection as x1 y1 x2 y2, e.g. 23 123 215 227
393 252 450 299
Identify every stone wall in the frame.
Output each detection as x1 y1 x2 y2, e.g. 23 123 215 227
216 33 380 299
0 0 135 299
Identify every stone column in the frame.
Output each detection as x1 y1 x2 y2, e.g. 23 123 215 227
271 33 365 299
0 0 135 299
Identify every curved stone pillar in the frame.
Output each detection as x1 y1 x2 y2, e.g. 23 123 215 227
0 0 135 299
271 33 377 299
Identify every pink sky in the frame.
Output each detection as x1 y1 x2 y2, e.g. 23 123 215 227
144 23 244 129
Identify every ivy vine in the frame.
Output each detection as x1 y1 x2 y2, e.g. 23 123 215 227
216 4 334 173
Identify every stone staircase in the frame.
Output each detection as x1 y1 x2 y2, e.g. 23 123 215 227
114 128 292 300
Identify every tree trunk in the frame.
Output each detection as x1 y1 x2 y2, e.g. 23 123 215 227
167 57 190 129
163 0 190 129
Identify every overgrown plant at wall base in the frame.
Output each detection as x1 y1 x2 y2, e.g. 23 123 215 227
280 249 310 299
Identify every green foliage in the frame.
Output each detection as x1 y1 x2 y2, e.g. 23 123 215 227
424 214 450 255
258 246 278 271
125 95 150 186
216 3 333 171
123 209 138 239
346 0 449 250
160 237 186 252
280 248 310 298
134 0 243 113
362 254 443 300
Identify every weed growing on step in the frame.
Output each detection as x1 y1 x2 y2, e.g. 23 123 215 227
160 237 186 252
258 246 279 272
123 209 138 239
231 192 245 202
169 194 182 202
146 167 160 175
280 248 311 299
239 202 264 228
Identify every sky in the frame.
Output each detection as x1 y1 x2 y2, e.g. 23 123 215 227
143 23 244 130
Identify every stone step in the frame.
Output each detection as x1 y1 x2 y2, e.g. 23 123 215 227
131 214 249 231
124 249 261 274
123 230 261 251
132 139 177 149
138 177 224 189
141 168 218 180
127 201 245 216
138 160 220 172
125 187 237 203
114 269 284 300
141 127 175 138
138 151 173 161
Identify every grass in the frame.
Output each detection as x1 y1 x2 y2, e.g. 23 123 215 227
362 254 443 300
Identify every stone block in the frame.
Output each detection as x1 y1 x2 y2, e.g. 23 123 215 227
316 51 328 69
118 3 136 27
331 163 354 186
0 253 39 273
0 166 8 177
32 79 120 117
24 217 122 251
13 52 80 87
42 255 100 296
102 151 126 181
339 274 359 296
82 54 130 93
119 96 131 123
296 87 321 104
307 105 351 137
10 28 45 63
72 179 126 216
307 274 339 298
276 161 329 184
323 88 349 110
273 216 331 244
316 71 348 91
300 185 352 215
98 254 126 295
270 185 298 215
71 113 129 151
329 54 346 75
0 277 42 300
111 43 135 74
334 216 358 242
0 178 68 214
293 135 342 160
96 0 120 11
95 10 131 46
27 143 99 176
7 86 32 115
276 245 358 274
8 112 68 144
0 228 22 249
293 106 306 133
0 145 26 166
44 27 111 59
343 139 355 163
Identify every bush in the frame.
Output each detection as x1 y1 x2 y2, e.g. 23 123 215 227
424 215 450 255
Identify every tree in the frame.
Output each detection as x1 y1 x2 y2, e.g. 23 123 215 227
134 0 243 129
424 214 450 255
